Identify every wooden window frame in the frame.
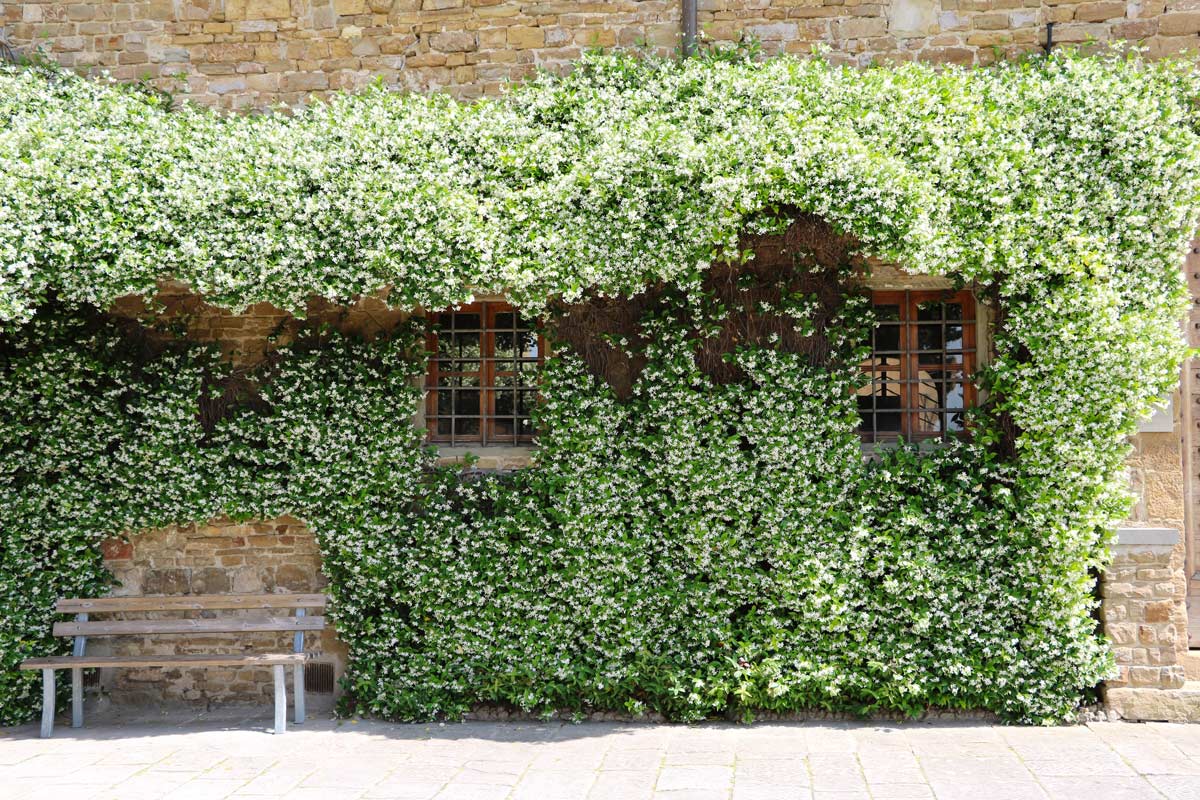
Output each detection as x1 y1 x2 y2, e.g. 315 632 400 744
425 301 544 447
858 290 977 443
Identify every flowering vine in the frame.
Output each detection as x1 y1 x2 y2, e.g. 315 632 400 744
0 49 1198 724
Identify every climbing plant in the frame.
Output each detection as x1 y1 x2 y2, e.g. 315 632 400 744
1 48 1198 724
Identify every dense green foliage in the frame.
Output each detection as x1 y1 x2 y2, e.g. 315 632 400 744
2 50 1199 724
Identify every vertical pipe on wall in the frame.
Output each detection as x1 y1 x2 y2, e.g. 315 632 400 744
681 0 698 58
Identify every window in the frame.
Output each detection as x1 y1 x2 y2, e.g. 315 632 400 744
857 290 977 443
425 301 543 446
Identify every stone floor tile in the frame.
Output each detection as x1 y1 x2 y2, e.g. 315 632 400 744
270 787 366 800
734 757 809 785
13 782 106 800
510 768 597 800
600 749 663 770
439 767 521 786
731 782 812 799
1021 753 1135 778
234 763 313 794
362 781 446 800
168 778 249 800
656 764 735 792
587 770 657 800
432 784 513 800
1145 774 1200 799
198 756 277 780
926 780 1048 800
107 770 200 797
804 729 859 754
665 750 735 766
1040 775 1167 800
653 791 731 800
866 783 934 799
4 752 95 779
918 755 1032 783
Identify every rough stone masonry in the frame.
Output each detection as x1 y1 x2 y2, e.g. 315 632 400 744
5 1 1200 108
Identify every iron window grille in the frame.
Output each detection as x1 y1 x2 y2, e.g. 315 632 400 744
425 301 543 446
857 290 977 443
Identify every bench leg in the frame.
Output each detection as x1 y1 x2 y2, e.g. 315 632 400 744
71 668 83 728
273 665 286 734
293 663 305 725
40 669 55 739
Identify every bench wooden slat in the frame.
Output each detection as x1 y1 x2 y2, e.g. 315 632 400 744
56 594 327 614
21 653 308 670
52 616 326 637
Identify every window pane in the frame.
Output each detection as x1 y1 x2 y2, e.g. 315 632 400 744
495 331 515 357
945 324 964 351
517 390 536 416
917 324 943 351
455 390 480 415
495 312 515 329
946 303 963 320
875 304 900 322
876 411 901 432
917 382 943 410
454 313 480 330
875 325 900 352
495 390 515 416
917 411 942 433
456 418 479 437
517 331 539 358
454 333 480 359
944 382 965 409
437 419 452 436
916 301 943 321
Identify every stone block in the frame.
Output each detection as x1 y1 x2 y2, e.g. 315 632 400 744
1075 1 1125 22
430 31 476 51
282 71 330 91
1160 12 1200 36
1105 686 1200 722
226 0 292 20
889 0 939 35
335 0 370 13
508 25 545 49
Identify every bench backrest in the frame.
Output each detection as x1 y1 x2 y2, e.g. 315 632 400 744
51 593 327 638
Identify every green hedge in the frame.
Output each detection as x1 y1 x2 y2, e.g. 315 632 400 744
1 49 1199 724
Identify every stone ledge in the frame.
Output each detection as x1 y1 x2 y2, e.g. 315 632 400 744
1114 527 1180 548
1105 684 1200 722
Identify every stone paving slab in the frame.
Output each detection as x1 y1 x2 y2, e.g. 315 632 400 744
3 709 1200 799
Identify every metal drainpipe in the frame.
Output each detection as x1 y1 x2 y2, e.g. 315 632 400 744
681 0 698 58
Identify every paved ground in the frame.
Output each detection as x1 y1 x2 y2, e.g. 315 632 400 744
4 710 1200 800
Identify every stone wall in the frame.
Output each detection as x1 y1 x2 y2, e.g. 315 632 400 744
1102 528 1200 722
95 518 344 709
4 1 1200 107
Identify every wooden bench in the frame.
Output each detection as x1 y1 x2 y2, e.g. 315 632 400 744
19 593 327 738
